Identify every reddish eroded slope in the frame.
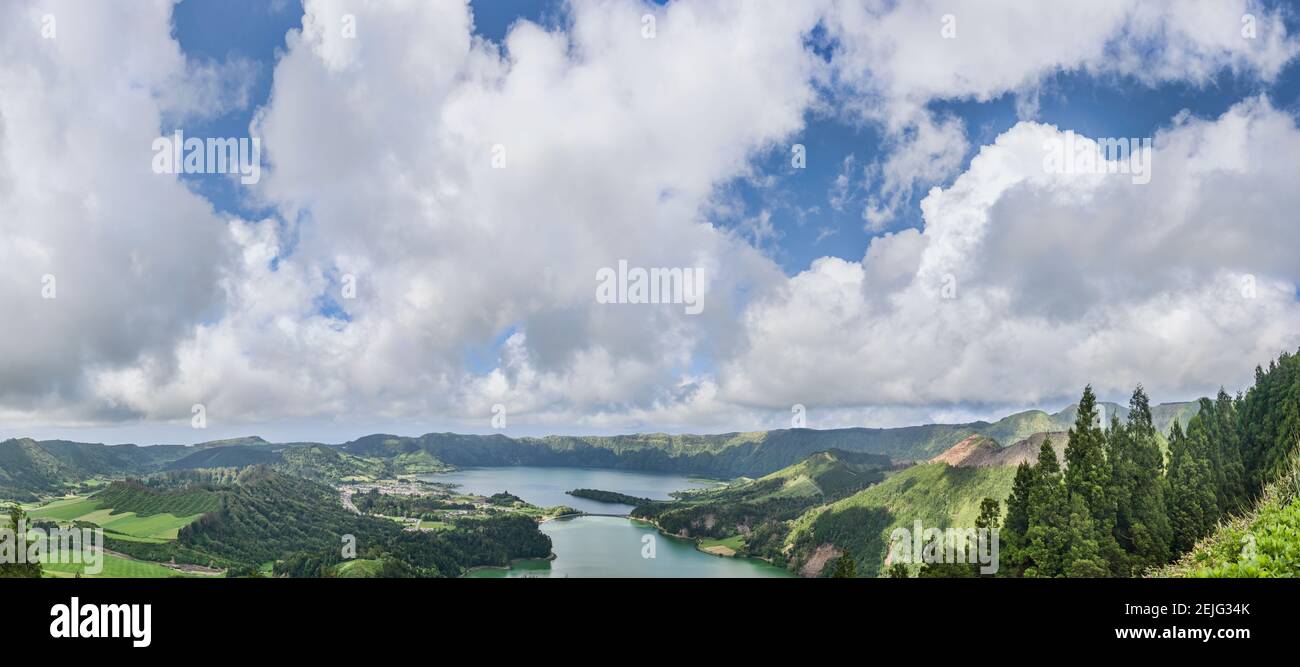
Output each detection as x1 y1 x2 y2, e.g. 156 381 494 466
929 434 1002 467
930 431 1068 468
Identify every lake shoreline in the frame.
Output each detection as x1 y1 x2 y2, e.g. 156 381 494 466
634 515 788 568
433 466 791 578
462 551 558 576
473 513 794 577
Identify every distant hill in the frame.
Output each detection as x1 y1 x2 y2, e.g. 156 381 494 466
338 400 1197 478
930 432 1069 468
925 401 1202 471
166 445 282 470
756 448 896 498
277 444 389 482
0 437 190 501
0 400 1204 500
190 436 270 449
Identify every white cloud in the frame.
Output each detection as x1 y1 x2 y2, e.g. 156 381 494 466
721 98 1300 412
158 56 260 123
0 0 236 424
822 0 1300 224
75 0 823 431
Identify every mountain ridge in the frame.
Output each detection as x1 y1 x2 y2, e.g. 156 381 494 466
0 401 1202 500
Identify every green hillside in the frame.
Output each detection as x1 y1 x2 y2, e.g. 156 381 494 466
91 480 222 517
1158 449 1300 577
785 463 1017 576
26 480 221 542
0 438 190 501
166 445 280 470
980 410 1061 447
755 449 895 498
631 449 895 563
277 444 389 481
175 467 552 577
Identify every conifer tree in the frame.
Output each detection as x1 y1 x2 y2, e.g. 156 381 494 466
1110 386 1171 573
1212 389 1247 513
974 498 1002 577
1001 461 1036 575
1025 438 1069 577
1166 418 1218 552
976 497 1001 532
1063 386 1123 575
1064 494 1109 578
831 552 857 578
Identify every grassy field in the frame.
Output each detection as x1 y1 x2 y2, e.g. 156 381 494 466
26 496 100 521
40 552 193 578
335 559 383 578
698 534 745 556
27 495 203 540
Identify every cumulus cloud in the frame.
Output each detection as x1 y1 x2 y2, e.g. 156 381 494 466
0 0 235 424
76 0 823 432
822 0 1300 225
721 98 1300 412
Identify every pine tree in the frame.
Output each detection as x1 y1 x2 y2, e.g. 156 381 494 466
1064 494 1109 578
1166 418 1218 552
1001 461 1035 575
974 497 1001 577
1110 385 1171 573
1024 438 1069 577
1062 386 1123 575
976 497 1001 532
831 552 857 578
1213 389 1247 513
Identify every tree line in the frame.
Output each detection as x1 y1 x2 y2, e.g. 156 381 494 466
997 350 1300 577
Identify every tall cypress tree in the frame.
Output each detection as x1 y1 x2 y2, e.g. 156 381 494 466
1212 389 1247 514
1001 460 1036 575
1064 494 1110 578
1167 417 1218 552
1025 438 1069 577
1063 386 1123 575
1110 386 1171 573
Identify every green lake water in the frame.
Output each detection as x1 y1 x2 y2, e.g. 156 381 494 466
466 515 793 578
421 466 793 578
